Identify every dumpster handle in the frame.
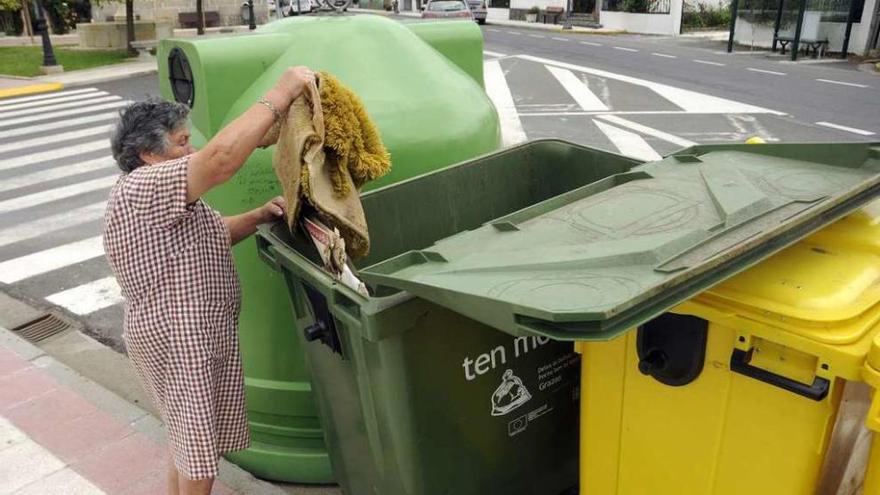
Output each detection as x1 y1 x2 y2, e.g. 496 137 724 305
730 348 830 401
329 289 362 329
255 232 280 271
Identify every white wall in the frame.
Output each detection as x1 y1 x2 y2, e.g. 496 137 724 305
683 0 727 11
732 17 775 47
599 0 683 35
733 1 877 55
510 0 566 10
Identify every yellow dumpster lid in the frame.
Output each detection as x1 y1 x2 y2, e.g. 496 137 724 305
362 143 880 341
703 199 880 343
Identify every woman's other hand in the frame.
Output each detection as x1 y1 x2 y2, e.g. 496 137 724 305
260 196 287 223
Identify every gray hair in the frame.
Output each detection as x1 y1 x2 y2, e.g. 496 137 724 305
110 97 190 173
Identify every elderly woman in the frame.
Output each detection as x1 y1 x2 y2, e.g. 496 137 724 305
104 67 315 495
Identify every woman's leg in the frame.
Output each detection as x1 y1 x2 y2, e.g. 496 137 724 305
167 457 180 495
178 476 215 495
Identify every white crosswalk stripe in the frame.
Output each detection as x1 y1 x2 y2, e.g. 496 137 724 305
0 139 110 171
0 125 112 155
0 87 126 319
0 174 118 214
0 95 121 119
0 202 106 248
46 276 123 315
0 87 99 107
0 157 115 193
0 91 111 113
2 112 119 140
0 235 105 284
0 100 130 128
594 119 663 162
545 65 609 112
484 59 528 146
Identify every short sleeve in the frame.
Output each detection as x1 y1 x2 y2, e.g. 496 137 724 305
119 156 192 228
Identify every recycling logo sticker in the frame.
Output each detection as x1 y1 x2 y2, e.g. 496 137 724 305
491 369 532 417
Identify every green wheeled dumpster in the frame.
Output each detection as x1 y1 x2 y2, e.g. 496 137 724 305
256 140 880 494
157 15 500 482
256 140 643 494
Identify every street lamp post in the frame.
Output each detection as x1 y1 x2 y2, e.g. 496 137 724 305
32 0 62 73
562 0 573 29
247 0 256 29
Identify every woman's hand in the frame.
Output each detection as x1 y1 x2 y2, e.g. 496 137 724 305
223 196 287 245
259 196 287 223
265 66 316 111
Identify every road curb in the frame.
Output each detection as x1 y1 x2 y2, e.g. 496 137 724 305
0 82 64 99
44 65 159 89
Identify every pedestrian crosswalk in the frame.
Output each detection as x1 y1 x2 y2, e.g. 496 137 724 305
0 87 126 317
482 52 785 159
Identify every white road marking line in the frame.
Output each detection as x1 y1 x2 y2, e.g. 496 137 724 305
0 100 130 128
529 34 546 38
814 122 875 136
545 65 609 111
0 202 106 248
47 276 123 315
581 41 602 46
1 112 118 140
652 52 677 58
0 124 111 155
507 31 523 35
816 78 870 88
597 115 697 148
552 37 570 41
483 60 528 146
746 67 786 76
0 174 118 214
0 87 98 107
487 28 501 32
0 95 122 119
516 55 784 115
0 139 110 171
693 59 725 66
520 110 764 116
613 46 638 52
0 91 110 112
484 50 507 57
594 119 662 162
0 235 105 283
0 157 115 193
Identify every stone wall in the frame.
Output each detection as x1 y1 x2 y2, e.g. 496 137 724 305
91 0 270 28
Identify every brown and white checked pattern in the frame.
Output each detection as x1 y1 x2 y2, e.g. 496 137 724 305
103 156 250 480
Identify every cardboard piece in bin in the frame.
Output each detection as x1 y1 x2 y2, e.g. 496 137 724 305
361 145 880 341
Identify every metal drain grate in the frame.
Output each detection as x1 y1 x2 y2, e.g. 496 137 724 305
12 314 71 343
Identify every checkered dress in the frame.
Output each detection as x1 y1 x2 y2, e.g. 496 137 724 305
103 156 250 480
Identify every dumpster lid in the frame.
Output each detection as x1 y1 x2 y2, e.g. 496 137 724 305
361 145 880 341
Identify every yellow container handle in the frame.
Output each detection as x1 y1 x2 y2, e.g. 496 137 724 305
866 433 880 495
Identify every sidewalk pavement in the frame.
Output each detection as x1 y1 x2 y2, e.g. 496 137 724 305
0 24 255 98
0 324 297 495
350 7 625 34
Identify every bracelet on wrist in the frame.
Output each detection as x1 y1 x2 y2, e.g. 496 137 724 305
257 96 283 123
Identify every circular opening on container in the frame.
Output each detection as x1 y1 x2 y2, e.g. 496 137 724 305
168 47 194 108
